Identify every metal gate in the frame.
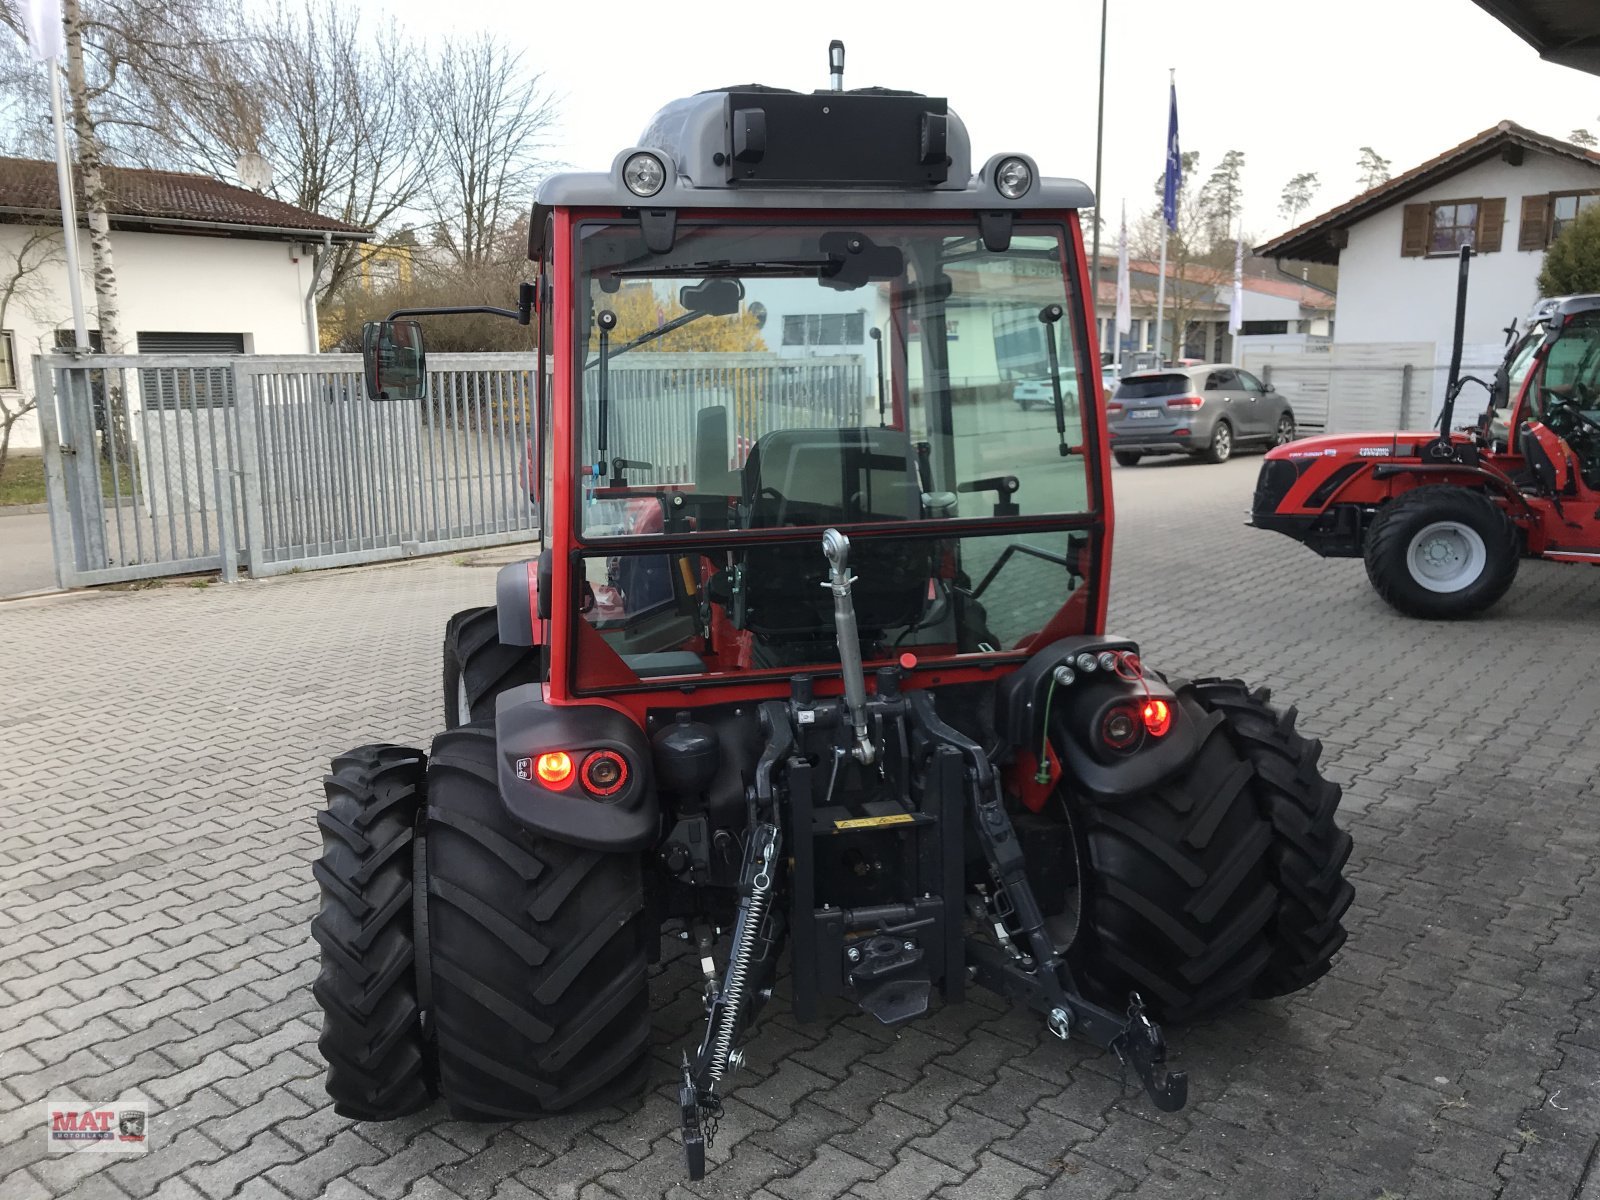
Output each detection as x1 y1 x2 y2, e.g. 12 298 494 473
37 351 869 588
36 352 541 587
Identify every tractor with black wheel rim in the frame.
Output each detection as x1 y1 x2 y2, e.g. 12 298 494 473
311 45 1353 1182
1250 248 1600 619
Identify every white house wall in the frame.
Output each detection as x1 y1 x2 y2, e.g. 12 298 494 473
1333 150 1600 418
1 224 319 451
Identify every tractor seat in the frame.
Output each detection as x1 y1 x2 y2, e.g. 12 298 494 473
743 426 922 527
1519 426 1563 495
736 427 931 641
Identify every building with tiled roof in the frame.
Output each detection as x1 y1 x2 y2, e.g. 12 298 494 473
1253 122 1600 406
0 158 372 451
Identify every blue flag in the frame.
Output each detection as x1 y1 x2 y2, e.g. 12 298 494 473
1162 81 1181 231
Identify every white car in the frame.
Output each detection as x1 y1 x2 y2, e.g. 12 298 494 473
1013 374 1077 411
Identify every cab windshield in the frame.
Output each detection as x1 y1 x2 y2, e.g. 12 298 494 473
569 219 1096 685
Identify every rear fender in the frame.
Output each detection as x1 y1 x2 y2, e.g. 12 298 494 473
495 559 543 647
493 684 656 850
993 637 1201 800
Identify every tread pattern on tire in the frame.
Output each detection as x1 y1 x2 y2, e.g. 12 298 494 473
1362 485 1519 619
312 744 436 1121
425 722 651 1117
1062 689 1279 1024
1189 679 1354 998
443 607 544 729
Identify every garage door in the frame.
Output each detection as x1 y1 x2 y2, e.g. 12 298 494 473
136 331 246 411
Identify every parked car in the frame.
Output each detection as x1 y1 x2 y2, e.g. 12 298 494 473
1013 372 1077 411
1107 364 1296 466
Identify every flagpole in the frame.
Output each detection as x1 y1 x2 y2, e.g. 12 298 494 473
1114 199 1129 373
1154 224 1169 363
1088 0 1108 347
47 56 89 350
1154 68 1174 364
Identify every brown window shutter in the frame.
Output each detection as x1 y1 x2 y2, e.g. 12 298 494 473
1401 203 1429 256
1519 194 1551 250
1476 197 1506 252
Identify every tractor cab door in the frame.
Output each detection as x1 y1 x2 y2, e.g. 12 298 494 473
1519 308 1600 495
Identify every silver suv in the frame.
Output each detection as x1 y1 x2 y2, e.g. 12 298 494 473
1108 364 1296 466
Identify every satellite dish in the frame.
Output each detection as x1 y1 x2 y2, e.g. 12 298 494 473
236 152 273 192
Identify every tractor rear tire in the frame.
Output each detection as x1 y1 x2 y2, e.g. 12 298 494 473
443 607 544 729
1363 486 1519 619
312 745 436 1121
1061 683 1278 1024
1189 679 1354 997
424 722 652 1117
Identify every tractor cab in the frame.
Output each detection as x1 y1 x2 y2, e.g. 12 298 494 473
325 47 1351 1182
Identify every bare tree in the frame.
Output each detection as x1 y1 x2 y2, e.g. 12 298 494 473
1135 150 1210 361
0 229 63 480
1570 127 1598 149
132 0 435 300
424 34 557 272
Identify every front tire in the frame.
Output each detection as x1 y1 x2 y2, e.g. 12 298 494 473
312 746 436 1120
1190 680 1353 996
443 607 544 729
425 723 652 1116
1274 414 1296 446
1362 486 1519 619
1062 683 1278 1023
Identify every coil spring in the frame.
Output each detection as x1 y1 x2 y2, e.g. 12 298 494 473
708 832 777 1080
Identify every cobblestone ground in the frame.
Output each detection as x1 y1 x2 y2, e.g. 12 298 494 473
3 454 1599 1200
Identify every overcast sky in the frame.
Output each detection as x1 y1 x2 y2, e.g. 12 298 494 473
387 0 1597 245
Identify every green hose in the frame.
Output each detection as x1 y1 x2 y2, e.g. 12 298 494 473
1035 673 1059 785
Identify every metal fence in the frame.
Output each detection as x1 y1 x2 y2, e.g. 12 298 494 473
583 354 866 478
1245 350 1505 433
35 351 868 589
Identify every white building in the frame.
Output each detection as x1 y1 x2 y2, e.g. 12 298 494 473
0 157 369 450
1256 121 1600 414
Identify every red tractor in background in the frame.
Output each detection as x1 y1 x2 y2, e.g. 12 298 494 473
1252 248 1600 618
311 46 1353 1181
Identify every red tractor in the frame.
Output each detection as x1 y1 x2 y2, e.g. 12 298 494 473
312 47 1352 1179
1251 250 1600 618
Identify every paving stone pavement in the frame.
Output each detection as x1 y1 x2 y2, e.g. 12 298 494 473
3 453 1599 1200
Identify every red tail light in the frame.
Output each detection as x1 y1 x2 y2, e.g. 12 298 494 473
1105 402 1124 416
1166 394 1204 410
1100 706 1141 752
580 750 629 797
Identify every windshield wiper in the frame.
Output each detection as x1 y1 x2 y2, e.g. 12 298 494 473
609 259 836 280
584 308 708 371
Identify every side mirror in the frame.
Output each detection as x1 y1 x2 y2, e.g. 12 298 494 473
362 320 428 401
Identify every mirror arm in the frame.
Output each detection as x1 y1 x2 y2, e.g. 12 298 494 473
385 302 532 326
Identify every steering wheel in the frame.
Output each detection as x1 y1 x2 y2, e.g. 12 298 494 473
1545 392 1600 434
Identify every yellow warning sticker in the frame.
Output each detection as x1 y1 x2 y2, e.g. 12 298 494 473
833 813 916 831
